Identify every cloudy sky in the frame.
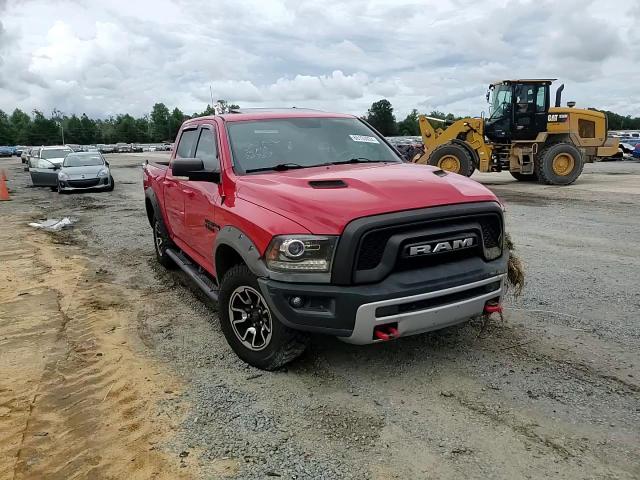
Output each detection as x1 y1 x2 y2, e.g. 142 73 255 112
0 0 638 120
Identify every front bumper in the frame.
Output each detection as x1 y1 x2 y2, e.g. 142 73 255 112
59 177 111 191
258 255 507 343
343 274 504 344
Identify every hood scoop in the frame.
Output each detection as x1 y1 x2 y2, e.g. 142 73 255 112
308 179 347 189
432 169 448 177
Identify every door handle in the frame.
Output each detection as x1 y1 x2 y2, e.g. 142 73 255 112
163 180 173 187
182 189 195 198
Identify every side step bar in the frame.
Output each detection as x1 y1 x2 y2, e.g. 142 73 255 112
165 249 219 302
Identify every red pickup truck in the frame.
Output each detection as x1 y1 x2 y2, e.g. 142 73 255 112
143 109 507 370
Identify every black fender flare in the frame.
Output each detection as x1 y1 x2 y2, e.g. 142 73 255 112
214 226 270 279
450 139 480 169
144 188 161 227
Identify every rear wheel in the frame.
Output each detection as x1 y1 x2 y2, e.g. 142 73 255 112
427 144 475 177
219 264 309 370
536 142 584 185
509 171 538 182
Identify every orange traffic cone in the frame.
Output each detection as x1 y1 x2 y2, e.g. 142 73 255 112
0 169 10 201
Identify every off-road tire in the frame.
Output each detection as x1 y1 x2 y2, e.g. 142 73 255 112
536 142 584 185
427 143 475 177
152 216 176 269
219 264 309 370
509 171 538 182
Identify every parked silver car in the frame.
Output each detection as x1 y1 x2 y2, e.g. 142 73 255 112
28 151 114 192
57 152 114 193
28 146 73 186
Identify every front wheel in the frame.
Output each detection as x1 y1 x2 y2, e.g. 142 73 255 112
152 216 176 269
106 176 115 191
536 142 584 185
427 143 475 177
218 265 309 370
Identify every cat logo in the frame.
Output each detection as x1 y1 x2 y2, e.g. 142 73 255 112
548 113 569 122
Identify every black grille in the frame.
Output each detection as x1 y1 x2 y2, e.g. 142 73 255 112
356 230 394 270
481 221 500 248
68 178 101 188
354 214 502 274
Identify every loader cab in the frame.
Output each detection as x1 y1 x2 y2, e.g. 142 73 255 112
484 79 554 143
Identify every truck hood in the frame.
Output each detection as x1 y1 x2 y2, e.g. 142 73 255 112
234 163 498 234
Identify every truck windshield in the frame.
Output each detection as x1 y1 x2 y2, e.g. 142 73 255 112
489 85 512 120
227 117 401 173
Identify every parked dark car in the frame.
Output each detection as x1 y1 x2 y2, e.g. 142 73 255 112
0 146 13 157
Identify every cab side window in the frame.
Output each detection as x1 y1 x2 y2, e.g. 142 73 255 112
176 129 198 158
536 87 546 112
194 128 219 171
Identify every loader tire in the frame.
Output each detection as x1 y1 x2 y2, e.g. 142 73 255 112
509 171 538 182
536 142 584 185
428 144 475 177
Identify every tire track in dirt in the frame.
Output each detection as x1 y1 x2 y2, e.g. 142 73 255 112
0 219 193 480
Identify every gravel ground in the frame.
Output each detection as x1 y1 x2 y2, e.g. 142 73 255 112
1 154 639 479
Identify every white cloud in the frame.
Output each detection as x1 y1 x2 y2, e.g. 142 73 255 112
0 0 638 120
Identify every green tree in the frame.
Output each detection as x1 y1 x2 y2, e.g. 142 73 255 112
10 109 31 144
65 114 83 144
169 108 187 141
135 116 150 143
29 110 59 145
79 114 97 144
150 103 170 142
600 110 640 130
366 99 397 136
0 110 15 145
115 114 138 143
397 109 420 136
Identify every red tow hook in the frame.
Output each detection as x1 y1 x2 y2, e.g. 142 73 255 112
373 325 399 341
483 301 503 314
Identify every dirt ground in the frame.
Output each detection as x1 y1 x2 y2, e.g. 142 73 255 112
0 154 638 479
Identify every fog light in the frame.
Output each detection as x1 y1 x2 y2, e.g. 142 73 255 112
289 296 305 308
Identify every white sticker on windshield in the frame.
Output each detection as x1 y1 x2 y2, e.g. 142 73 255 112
349 134 379 144
254 129 279 134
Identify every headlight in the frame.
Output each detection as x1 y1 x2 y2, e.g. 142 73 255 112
266 235 337 273
58 171 69 180
97 168 109 177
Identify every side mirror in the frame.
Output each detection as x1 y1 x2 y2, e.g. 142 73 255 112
53 164 61 171
172 157 220 183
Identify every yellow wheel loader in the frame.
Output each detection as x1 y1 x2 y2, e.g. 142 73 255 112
415 79 619 185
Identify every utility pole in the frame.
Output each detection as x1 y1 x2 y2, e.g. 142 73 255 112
210 85 214 109
53 108 65 144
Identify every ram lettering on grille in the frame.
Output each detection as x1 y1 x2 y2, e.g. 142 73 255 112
408 237 475 256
